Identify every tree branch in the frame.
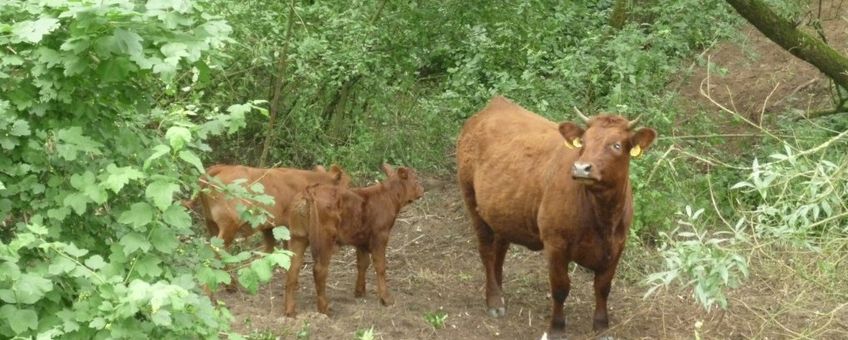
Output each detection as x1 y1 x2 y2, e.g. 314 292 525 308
258 0 297 167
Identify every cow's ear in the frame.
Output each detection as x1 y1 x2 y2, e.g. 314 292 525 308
329 164 345 183
629 128 657 156
381 163 395 176
558 122 585 145
397 167 409 180
314 165 326 172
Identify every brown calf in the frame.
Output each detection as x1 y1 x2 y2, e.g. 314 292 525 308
456 96 656 335
285 164 424 316
197 164 349 252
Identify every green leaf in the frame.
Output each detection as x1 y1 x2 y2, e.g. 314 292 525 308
0 180 5 190
266 251 291 270
143 144 171 170
12 17 61 44
236 267 259 294
84 255 106 271
150 225 178 253
250 258 272 282
63 193 89 215
151 309 172 327
120 232 151 256
103 164 144 193
13 273 53 304
118 202 154 229
46 207 71 221
146 180 180 211
10 120 30 136
165 126 191 151
0 262 21 281
56 127 102 161
0 305 38 334
0 289 15 303
62 243 89 257
27 222 48 235
272 226 290 241
48 256 77 275
135 254 163 278
113 29 143 57
162 205 191 230
178 150 204 173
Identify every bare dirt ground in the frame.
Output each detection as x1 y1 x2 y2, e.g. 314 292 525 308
219 7 848 340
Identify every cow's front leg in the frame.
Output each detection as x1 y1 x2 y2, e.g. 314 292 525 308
371 242 394 306
545 247 571 334
592 264 619 332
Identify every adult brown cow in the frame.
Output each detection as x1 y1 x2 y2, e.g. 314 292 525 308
197 164 349 252
284 164 424 316
456 96 656 336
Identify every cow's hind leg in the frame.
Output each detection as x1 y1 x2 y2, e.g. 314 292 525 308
354 247 370 297
493 236 510 289
460 183 506 317
284 237 308 317
312 240 333 314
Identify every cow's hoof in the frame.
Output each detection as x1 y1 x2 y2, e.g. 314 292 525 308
380 295 394 306
487 306 506 317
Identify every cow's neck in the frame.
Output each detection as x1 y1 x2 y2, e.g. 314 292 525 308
580 179 629 235
354 180 403 214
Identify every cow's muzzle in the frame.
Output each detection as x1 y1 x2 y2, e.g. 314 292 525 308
571 162 598 183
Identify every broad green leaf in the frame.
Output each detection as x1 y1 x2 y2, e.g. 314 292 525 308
178 150 204 173
134 254 163 278
63 193 89 215
162 205 191 230
27 222 48 235
0 289 15 303
10 120 30 136
266 251 291 270
84 255 106 271
143 144 171 170
12 17 60 44
102 164 143 193
145 180 180 211
89 317 106 330
120 232 151 256
0 262 21 281
14 273 53 304
250 258 272 282
46 207 70 221
56 127 102 161
118 202 154 229
62 243 89 257
165 126 191 151
69 171 96 190
113 29 143 57
151 309 172 327
272 226 290 241
0 180 5 190
0 305 38 334
150 225 178 253
236 267 259 294
48 256 77 275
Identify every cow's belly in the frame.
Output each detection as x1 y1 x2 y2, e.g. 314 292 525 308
475 183 544 251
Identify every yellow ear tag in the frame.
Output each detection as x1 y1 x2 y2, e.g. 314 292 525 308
630 145 642 158
572 138 582 148
563 140 574 149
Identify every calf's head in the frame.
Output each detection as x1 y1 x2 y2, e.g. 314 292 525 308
380 164 425 204
558 112 656 187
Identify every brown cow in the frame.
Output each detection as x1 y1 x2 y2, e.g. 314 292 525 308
456 96 656 335
284 164 424 316
197 164 350 252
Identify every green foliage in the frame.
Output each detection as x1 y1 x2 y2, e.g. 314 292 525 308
423 310 448 329
646 206 750 310
0 1 289 338
354 326 375 340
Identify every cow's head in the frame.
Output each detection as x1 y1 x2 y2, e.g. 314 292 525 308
381 163 425 204
558 111 656 187
315 164 352 188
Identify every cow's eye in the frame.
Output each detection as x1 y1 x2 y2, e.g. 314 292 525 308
612 143 622 150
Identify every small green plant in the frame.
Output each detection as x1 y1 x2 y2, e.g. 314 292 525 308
354 326 376 340
296 321 311 340
424 310 448 329
645 206 749 310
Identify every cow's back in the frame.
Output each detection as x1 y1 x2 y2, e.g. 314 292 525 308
456 96 566 248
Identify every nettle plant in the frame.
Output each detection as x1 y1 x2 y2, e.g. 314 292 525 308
0 1 288 338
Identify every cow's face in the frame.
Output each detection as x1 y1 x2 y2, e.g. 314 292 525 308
381 164 425 204
558 115 656 187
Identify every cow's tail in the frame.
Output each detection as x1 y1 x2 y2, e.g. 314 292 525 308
305 187 328 260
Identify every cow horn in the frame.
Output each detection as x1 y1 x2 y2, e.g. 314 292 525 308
573 106 590 123
627 115 641 130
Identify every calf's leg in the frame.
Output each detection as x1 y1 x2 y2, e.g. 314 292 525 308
312 241 333 314
261 228 277 253
284 237 308 317
371 241 394 306
354 248 370 297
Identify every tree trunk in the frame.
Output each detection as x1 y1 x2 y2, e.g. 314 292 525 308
609 0 628 30
258 0 297 167
725 0 848 90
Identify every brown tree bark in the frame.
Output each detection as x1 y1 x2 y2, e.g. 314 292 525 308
725 0 848 90
258 0 297 167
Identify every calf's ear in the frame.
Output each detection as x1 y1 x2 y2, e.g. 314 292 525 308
314 165 327 172
381 163 395 176
630 128 657 153
558 122 585 145
329 164 346 183
397 167 409 180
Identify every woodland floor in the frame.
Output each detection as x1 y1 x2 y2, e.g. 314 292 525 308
218 9 848 340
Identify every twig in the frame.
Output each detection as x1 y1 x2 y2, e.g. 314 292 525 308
759 82 781 126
